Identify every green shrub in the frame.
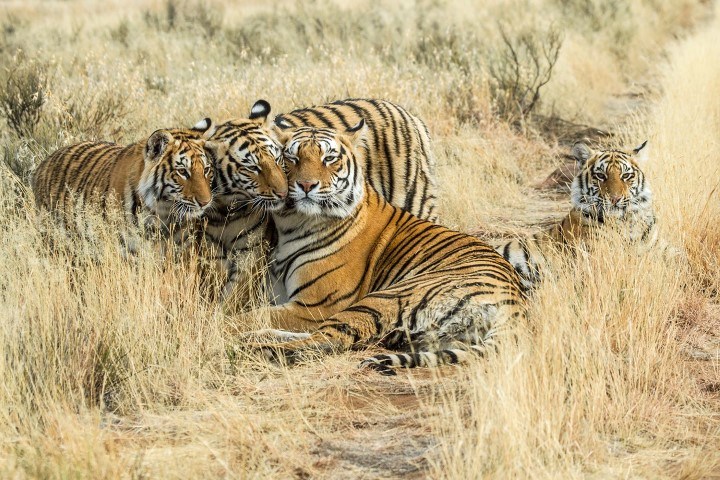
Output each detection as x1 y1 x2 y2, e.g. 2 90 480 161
0 54 49 138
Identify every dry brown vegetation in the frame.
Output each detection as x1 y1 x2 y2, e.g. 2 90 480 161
0 0 718 478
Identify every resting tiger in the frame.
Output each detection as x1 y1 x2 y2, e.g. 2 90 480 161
237 123 525 375
492 141 657 291
199 100 289 300
32 122 215 234
275 98 439 221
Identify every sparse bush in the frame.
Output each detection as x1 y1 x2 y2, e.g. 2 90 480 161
486 24 563 126
0 14 24 54
444 71 490 126
2 141 40 187
0 54 49 138
225 0 396 62
553 0 633 59
109 18 131 47
145 74 170 94
143 0 222 38
53 89 131 141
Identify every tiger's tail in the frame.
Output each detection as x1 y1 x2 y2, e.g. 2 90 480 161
358 343 498 376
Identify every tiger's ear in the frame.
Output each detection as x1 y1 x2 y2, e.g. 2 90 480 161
571 141 593 168
274 116 294 130
248 99 271 125
203 140 227 164
632 140 649 165
145 130 173 164
345 119 367 149
191 117 216 139
270 123 293 145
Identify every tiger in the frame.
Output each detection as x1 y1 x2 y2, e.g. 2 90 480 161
235 123 525 375
32 122 215 236
274 98 439 222
491 140 657 292
200 100 288 300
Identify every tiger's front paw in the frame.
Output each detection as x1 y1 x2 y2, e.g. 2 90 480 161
247 340 299 365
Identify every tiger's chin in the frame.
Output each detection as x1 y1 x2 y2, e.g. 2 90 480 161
292 196 357 219
598 203 629 219
579 203 627 221
293 198 324 217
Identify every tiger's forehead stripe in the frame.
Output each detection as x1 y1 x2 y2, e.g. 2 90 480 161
288 127 341 153
587 150 637 170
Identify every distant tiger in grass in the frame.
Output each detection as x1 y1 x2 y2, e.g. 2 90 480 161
32 122 215 237
492 141 657 291
200 100 288 299
274 98 439 221
237 123 524 375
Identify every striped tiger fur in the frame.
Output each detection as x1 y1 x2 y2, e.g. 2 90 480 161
237 123 525 375
200 100 288 299
32 122 215 233
492 140 657 291
274 98 439 222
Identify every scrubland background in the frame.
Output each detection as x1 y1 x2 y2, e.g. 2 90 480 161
0 0 718 478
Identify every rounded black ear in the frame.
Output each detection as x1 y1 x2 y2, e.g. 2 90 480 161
571 141 592 167
274 115 294 129
249 99 271 122
633 140 648 155
345 119 367 148
192 117 216 139
270 123 293 145
347 118 365 133
145 130 172 164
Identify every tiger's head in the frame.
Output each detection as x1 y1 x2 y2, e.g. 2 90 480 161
570 141 651 220
139 121 215 222
276 121 366 218
204 100 288 215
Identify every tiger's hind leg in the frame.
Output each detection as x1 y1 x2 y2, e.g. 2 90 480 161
248 278 523 372
246 292 409 361
357 312 508 375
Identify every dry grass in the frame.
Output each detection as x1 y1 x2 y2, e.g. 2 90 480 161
0 0 718 478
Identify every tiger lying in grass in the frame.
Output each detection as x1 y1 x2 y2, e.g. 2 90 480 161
235 123 525 375
492 141 658 291
32 122 215 248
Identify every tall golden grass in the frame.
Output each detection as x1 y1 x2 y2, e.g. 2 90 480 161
0 0 717 478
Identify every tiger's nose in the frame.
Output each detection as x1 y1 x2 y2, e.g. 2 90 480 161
609 195 623 205
297 181 318 194
275 189 288 199
198 198 211 207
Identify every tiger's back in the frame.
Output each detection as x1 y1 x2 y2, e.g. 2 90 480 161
275 98 439 221
34 141 141 214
